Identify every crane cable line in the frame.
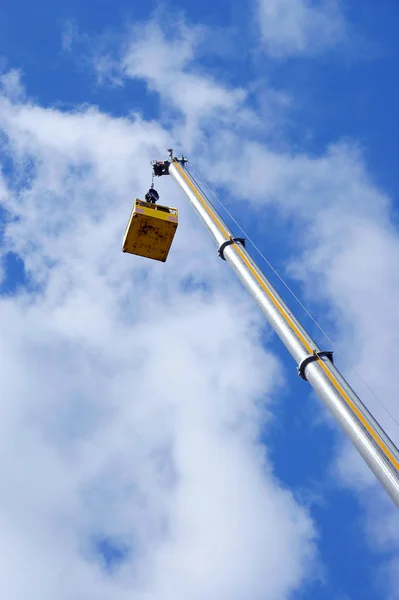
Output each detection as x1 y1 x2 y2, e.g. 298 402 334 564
187 160 399 436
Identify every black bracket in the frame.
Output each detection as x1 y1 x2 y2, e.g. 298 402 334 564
152 160 170 177
151 154 188 177
297 350 334 381
218 237 246 260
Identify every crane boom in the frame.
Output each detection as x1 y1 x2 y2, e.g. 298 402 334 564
156 153 399 508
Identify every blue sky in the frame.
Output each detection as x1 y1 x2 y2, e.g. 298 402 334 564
1 1 399 599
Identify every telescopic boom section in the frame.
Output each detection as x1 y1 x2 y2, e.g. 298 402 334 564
156 153 399 508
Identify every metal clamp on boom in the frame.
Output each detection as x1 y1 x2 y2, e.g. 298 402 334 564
298 350 334 381
218 237 246 260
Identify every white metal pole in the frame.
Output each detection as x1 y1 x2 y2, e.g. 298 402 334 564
167 157 399 508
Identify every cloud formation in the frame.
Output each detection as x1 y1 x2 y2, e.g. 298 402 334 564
2 5 399 598
0 70 317 599
257 0 346 57
92 18 259 148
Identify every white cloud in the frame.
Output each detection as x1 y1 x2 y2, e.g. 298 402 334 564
0 68 25 102
257 0 346 57
2 7 395 596
61 19 79 53
0 74 317 599
90 17 399 591
92 18 260 149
